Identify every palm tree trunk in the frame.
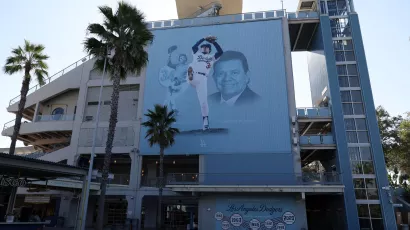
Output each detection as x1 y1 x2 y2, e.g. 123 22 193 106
157 146 164 230
96 72 121 230
9 76 30 156
6 75 30 216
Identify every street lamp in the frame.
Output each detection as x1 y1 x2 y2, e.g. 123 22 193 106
77 46 109 230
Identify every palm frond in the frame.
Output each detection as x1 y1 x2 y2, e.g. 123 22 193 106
11 46 24 57
5 56 24 66
3 65 23 75
34 69 48 86
83 37 105 57
86 23 116 43
33 44 45 53
33 53 49 61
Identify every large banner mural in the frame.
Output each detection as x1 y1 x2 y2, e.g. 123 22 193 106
215 198 301 230
140 19 291 155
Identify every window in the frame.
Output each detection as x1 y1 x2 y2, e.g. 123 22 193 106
357 204 384 229
349 148 375 175
340 90 365 115
331 18 351 37
88 101 99 106
52 107 65 120
333 40 355 62
349 147 361 161
345 119 369 143
338 64 360 88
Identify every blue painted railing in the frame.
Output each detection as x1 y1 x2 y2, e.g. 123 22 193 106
300 135 335 145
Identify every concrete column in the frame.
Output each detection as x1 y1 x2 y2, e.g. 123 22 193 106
76 176 88 230
33 102 41 122
134 193 144 230
58 196 73 225
129 149 141 189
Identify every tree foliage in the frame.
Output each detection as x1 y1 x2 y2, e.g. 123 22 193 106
377 106 410 173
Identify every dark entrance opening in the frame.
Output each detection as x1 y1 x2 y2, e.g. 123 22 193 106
306 194 346 230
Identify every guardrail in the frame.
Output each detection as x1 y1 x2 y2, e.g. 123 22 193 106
297 107 332 118
36 114 75 122
141 172 341 187
8 55 91 106
3 119 15 131
145 10 319 30
300 135 335 145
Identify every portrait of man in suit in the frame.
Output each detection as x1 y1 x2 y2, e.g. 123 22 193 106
209 51 261 106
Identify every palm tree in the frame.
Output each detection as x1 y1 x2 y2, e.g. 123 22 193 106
3 40 49 155
142 104 179 229
83 2 153 229
3 40 49 216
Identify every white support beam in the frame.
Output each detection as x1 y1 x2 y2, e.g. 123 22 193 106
301 121 315 136
293 23 304 51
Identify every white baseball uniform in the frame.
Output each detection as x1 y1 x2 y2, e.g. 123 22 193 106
187 52 216 117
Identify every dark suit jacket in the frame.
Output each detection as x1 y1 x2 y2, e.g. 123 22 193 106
208 87 261 106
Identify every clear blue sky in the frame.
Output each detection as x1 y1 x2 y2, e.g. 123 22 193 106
0 0 409 147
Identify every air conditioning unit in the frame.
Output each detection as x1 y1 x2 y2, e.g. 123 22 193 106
85 116 93 121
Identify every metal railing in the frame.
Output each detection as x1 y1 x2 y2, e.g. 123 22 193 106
145 10 320 31
300 135 335 145
146 10 287 30
2 114 75 131
3 119 15 131
141 172 341 187
297 107 332 118
36 114 75 122
8 55 91 106
189 1 221 18
92 174 130 185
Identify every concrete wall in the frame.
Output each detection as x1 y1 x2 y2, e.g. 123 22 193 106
84 85 139 122
41 90 79 116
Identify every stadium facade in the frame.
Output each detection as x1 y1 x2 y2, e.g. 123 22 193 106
1 0 395 229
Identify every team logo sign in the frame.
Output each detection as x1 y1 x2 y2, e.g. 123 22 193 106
249 218 261 230
221 221 230 230
282 212 295 225
230 214 243 227
276 223 286 230
264 219 274 229
215 212 223 221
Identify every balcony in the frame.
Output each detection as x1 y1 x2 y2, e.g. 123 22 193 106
297 107 332 119
299 135 336 150
2 115 75 152
35 114 75 122
142 172 341 187
8 56 91 106
92 174 130 186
